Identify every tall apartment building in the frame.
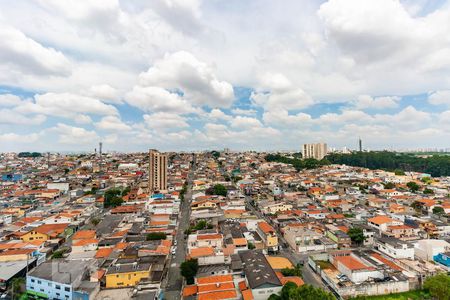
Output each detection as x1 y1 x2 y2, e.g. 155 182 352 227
148 149 167 193
302 143 328 160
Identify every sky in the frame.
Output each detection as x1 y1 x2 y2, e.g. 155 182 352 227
1 0 450 152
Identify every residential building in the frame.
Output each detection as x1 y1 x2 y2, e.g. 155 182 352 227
302 143 328 160
148 149 167 193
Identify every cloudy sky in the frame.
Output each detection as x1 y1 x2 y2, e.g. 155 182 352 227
1 0 450 152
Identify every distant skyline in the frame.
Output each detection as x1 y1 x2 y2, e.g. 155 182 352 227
2 0 450 152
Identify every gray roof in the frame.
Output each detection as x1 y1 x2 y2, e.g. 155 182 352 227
239 250 282 289
0 259 36 281
28 259 92 285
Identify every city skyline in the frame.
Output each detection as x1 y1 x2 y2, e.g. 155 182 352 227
2 1 450 152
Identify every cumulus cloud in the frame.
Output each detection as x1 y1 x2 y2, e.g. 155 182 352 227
138 51 235 108
126 86 198 114
15 92 118 121
143 112 189 130
0 94 24 107
95 116 131 131
352 95 400 110
51 123 99 144
0 109 46 125
0 25 71 76
428 90 450 106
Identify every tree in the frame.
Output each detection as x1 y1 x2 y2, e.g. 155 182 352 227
269 282 335 300
91 218 101 226
394 169 405 175
383 182 395 189
206 184 227 197
432 206 445 216
11 277 25 296
423 273 450 300
281 263 302 277
407 181 420 192
423 188 434 195
104 188 124 208
248 242 255 249
347 227 365 245
146 232 167 240
180 259 199 285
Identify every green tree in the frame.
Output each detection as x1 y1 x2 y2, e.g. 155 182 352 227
407 181 420 192
206 184 228 196
180 259 199 285
11 277 25 296
281 263 303 277
423 188 434 195
146 232 167 240
383 182 395 189
432 206 445 216
423 273 450 300
394 169 405 175
269 282 335 300
91 218 101 226
347 227 365 245
104 188 124 208
248 242 255 250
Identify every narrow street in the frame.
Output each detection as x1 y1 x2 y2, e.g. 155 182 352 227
162 158 195 300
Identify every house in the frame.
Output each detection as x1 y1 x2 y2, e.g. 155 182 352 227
26 259 98 300
376 237 414 259
105 259 151 288
19 223 69 242
188 247 225 265
72 239 99 253
195 274 238 300
239 251 282 300
330 252 383 283
367 215 402 232
256 222 278 253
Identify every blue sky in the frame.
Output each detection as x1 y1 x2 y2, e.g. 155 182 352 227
1 0 450 152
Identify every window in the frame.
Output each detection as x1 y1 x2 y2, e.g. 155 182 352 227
56 293 60 296
31 279 35 283
64 287 70 292
56 285 61 290
37 280 41 284
40 289 44 292
48 283 52 287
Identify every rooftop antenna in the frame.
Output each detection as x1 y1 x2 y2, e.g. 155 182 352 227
47 152 51 170
358 137 362 152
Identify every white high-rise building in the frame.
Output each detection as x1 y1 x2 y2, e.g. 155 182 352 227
148 149 167 193
302 143 328 160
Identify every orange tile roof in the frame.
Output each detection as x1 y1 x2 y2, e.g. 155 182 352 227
110 229 129 237
34 223 69 237
190 247 215 258
258 221 275 234
242 289 254 300
72 230 96 240
197 233 222 240
197 275 233 285
95 247 113 259
334 256 374 271
238 280 247 291
183 285 198 297
114 242 128 250
198 282 234 293
233 238 247 246
368 215 394 225
72 238 99 246
0 249 34 256
198 290 237 300
280 276 304 286
371 253 402 271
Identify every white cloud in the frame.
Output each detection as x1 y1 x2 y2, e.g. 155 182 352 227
230 116 263 130
51 123 99 144
95 116 131 131
143 112 189 130
138 51 234 108
0 94 24 107
0 109 46 125
428 90 450 106
231 108 257 116
88 84 121 103
126 86 198 114
15 92 118 121
353 95 400 110
208 108 232 121
0 25 71 76
0 132 40 144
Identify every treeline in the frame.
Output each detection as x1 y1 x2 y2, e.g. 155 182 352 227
326 151 450 177
18 152 42 157
265 154 330 171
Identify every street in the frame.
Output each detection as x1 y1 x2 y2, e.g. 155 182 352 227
162 159 195 300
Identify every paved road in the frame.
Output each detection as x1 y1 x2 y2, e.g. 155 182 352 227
163 160 195 300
